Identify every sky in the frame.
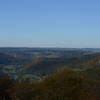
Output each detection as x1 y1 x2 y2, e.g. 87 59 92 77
0 0 100 48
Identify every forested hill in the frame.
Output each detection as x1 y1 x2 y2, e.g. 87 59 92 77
0 68 100 100
21 53 100 76
0 48 100 80
0 53 31 65
0 48 100 100
0 53 18 65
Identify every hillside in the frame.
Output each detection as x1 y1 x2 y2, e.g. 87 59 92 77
82 67 100 80
0 52 32 65
0 48 100 80
0 48 100 100
21 53 100 76
0 68 100 100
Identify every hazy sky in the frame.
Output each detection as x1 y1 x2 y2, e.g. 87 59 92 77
0 0 100 48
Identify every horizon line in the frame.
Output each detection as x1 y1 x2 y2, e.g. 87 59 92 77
0 46 100 49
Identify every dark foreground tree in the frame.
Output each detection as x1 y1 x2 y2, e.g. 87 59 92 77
0 78 13 100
